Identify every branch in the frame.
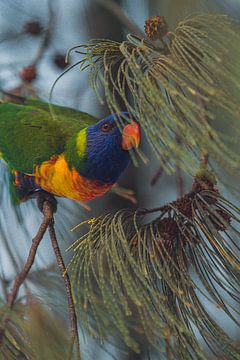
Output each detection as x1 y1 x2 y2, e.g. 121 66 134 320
151 164 164 186
49 222 81 360
0 200 53 344
200 150 209 168
197 97 210 169
176 164 184 197
32 0 55 66
0 195 81 360
95 0 144 38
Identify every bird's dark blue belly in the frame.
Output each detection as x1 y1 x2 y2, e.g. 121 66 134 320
14 171 41 199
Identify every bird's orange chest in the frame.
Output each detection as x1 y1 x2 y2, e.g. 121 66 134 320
33 154 113 201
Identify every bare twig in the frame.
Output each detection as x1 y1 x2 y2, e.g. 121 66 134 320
151 165 164 186
0 197 80 359
7 202 54 308
32 0 55 66
0 277 8 302
0 201 53 344
200 150 209 168
95 0 144 38
49 222 81 360
197 97 210 169
175 132 184 197
176 165 184 197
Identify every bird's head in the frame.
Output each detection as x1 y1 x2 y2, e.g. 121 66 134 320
76 112 140 183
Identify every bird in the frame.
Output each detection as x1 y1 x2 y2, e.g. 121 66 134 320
0 97 140 210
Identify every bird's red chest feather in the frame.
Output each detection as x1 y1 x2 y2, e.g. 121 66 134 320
15 154 113 201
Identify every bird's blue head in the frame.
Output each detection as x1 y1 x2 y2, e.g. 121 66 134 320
80 112 140 183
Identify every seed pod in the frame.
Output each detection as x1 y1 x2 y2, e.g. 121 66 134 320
144 16 169 40
19 65 37 82
23 21 43 36
53 54 68 69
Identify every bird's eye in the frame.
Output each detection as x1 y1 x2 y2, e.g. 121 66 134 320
101 123 111 133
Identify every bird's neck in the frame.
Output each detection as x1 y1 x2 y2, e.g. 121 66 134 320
65 128 88 175
66 129 130 183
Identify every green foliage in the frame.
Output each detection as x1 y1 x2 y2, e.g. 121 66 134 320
65 13 240 358
69 183 240 358
1 11 240 360
0 271 73 360
71 13 240 177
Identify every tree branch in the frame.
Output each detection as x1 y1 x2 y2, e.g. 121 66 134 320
0 200 53 344
151 164 164 186
0 196 81 360
95 0 144 38
197 97 210 169
176 164 184 197
49 221 81 360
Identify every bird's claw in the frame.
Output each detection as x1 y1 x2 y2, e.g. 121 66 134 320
34 191 58 213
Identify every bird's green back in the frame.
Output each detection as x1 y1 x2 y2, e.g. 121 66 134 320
0 99 98 173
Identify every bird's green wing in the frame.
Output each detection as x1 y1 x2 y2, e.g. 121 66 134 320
0 100 98 173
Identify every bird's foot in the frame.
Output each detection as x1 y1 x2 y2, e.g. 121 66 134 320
30 190 58 213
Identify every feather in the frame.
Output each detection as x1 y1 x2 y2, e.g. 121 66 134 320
0 99 140 203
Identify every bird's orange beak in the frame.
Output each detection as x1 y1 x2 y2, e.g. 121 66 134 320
122 121 140 150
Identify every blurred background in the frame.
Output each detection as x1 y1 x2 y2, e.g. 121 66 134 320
0 0 240 359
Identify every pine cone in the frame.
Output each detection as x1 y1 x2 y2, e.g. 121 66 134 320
155 217 179 255
174 195 193 219
23 21 43 36
144 16 168 40
19 65 37 82
53 54 68 69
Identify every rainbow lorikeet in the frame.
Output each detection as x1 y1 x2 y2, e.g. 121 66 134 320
0 98 140 206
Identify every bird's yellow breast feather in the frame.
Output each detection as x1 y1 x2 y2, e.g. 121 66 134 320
34 154 113 201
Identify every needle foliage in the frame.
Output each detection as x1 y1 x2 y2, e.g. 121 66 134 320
67 13 240 359
69 173 240 358
70 13 240 176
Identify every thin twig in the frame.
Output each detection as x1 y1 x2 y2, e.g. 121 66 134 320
48 222 81 360
197 97 210 169
0 201 53 344
176 165 184 197
0 277 8 302
0 196 81 357
200 150 209 168
175 132 184 197
151 165 164 186
95 0 144 38
32 0 54 66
